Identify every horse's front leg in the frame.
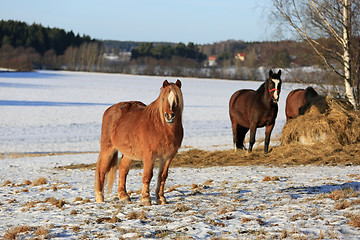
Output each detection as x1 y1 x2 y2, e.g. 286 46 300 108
142 157 154 206
264 124 275 153
248 124 257 152
156 158 172 205
117 155 132 203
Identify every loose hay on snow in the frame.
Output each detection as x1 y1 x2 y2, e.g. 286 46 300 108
281 96 360 146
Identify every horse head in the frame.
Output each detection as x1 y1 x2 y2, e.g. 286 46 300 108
268 70 282 103
160 79 183 125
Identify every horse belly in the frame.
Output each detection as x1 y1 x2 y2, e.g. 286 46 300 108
112 113 182 161
102 102 145 160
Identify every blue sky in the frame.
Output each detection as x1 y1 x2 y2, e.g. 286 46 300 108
1 0 278 44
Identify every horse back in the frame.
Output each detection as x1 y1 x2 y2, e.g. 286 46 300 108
102 101 146 129
100 101 146 150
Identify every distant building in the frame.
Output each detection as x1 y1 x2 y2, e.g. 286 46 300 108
103 52 131 62
208 55 217 66
235 52 246 62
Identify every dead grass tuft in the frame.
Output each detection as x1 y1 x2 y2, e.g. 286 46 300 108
23 180 32 185
330 188 356 200
96 216 121 223
218 206 230 215
334 200 352 210
262 176 280 182
126 210 146 220
3 225 33 240
74 196 83 202
70 210 78 215
174 203 191 213
348 214 360 228
33 177 47 186
35 226 49 237
44 197 67 209
23 200 39 209
2 180 12 187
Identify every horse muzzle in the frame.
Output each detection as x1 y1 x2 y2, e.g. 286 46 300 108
164 112 175 124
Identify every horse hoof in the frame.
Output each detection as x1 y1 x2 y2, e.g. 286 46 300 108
95 192 104 203
156 198 166 205
142 198 151 206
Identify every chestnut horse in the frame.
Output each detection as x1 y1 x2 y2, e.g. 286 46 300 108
95 80 183 206
285 87 318 121
229 70 282 153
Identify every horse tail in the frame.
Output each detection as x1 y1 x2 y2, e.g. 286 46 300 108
299 87 319 115
105 151 119 196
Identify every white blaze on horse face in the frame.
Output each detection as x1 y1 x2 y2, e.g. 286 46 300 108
272 79 280 100
168 90 176 110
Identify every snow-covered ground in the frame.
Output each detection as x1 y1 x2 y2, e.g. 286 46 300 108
0 70 299 153
0 71 359 239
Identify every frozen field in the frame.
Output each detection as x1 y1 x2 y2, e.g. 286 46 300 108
0 71 359 239
0 70 297 153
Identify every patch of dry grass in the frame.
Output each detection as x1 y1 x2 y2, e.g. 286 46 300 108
173 203 191 213
44 197 67 209
281 96 360 146
96 216 121 223
2 180 13 187
32 177 47 186
126 210 146 220
348 214 360 228
262 176 280 182
3 225 35 240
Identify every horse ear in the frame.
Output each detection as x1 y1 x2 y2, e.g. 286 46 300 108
163 80 170 88
175 79 182 88
269 70 273 77
278 70 281 77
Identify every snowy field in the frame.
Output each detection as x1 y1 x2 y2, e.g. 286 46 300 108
0 70 298 153
1 71 359 239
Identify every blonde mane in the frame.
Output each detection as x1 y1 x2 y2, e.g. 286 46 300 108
149 82 184 125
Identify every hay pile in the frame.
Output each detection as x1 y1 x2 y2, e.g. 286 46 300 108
281 96 360 146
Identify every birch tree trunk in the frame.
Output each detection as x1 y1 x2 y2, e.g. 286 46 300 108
343 0 357 109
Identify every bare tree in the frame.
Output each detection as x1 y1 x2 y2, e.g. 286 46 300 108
273 0 359 109
64 46 79 71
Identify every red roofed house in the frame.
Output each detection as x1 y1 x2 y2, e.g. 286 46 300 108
235 52 246 62
208 55 217 67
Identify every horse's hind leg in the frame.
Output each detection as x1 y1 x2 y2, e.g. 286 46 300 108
95 148 117 203
117 155 132 203
233 123 248 151
156 158 172 205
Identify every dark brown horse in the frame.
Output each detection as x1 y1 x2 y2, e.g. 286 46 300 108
229 70 282 153
95 80 183 206
285 87 319 121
